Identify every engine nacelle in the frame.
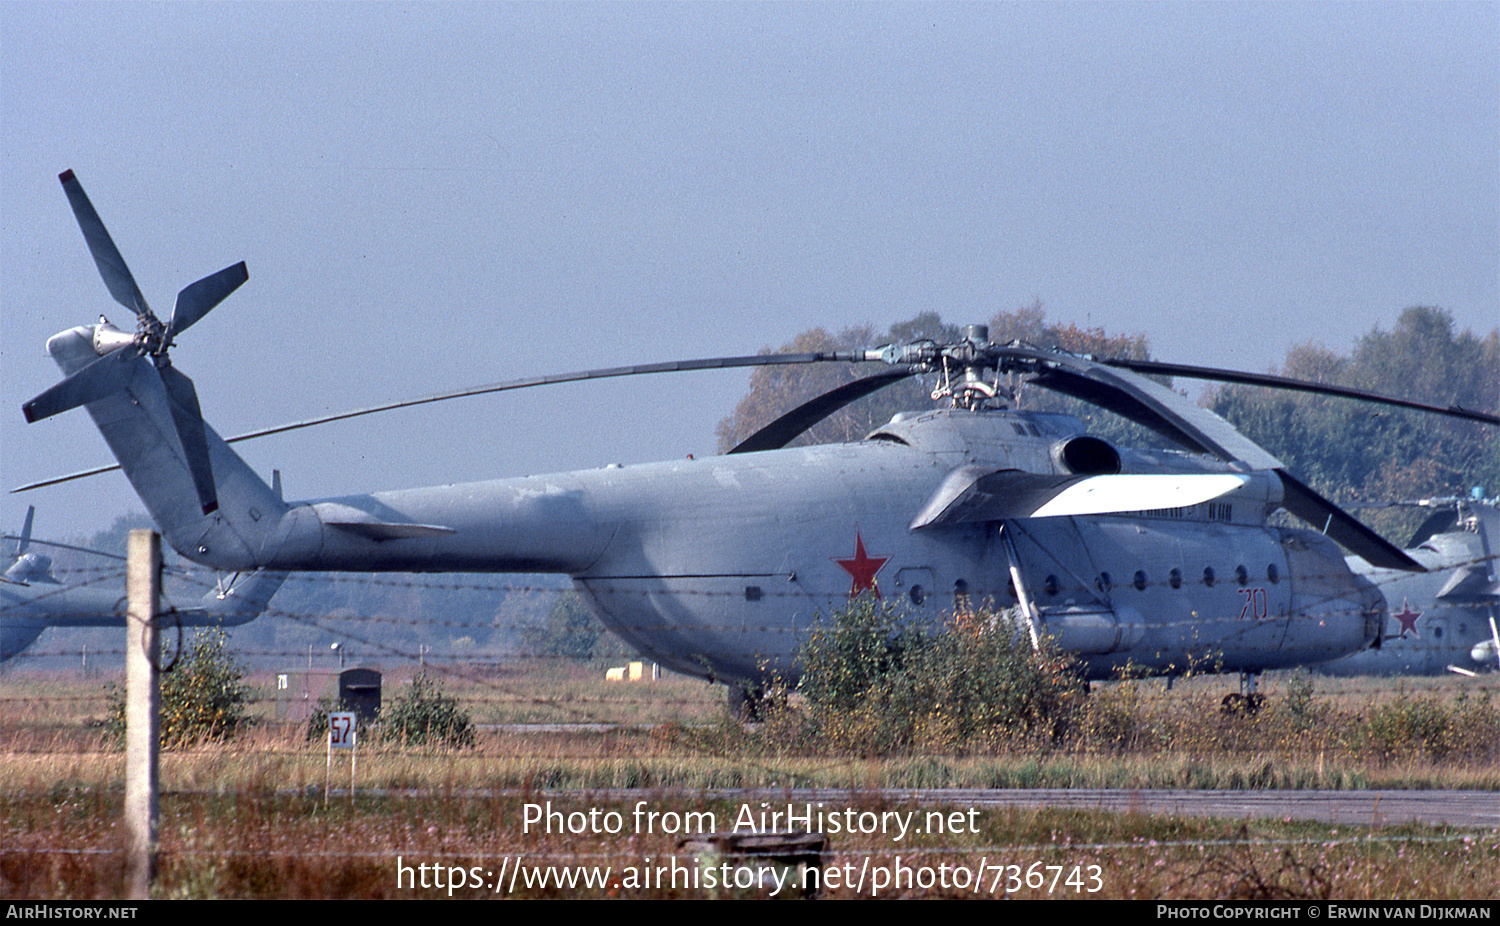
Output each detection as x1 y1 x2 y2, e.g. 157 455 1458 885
1052 436 1121 475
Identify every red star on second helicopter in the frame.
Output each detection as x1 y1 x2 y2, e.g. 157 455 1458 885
1393 598 1422 638
835 532 889 599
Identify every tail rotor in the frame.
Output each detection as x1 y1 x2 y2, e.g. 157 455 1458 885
22 171 248 515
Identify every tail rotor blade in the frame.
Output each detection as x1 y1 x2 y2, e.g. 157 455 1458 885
157 365 219 515
22 347 140 423
170 262 248 338
58 170 151 318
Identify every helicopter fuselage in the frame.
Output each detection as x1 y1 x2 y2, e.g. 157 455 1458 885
51 315 1384 686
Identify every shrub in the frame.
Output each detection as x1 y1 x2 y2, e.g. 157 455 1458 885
105 628 250 747
1282 669 1320 731
383 670 476 749
1364 692 1451 761
796 597 1084 755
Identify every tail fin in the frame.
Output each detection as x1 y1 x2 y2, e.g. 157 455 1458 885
46 325 291 570
179 569 288 627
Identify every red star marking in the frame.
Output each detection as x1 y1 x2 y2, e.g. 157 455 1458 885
835 532 889 599
1394 598 1422 638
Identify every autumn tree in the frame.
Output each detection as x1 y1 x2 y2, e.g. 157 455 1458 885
714 304 1497 545
714 315 964 452
714 308 1161 452
1210 306 1498 540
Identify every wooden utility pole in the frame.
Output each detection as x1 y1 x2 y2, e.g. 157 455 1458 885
125 529 161 900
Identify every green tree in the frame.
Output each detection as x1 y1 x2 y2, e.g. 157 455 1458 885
1210 307 1499 538
382 670 476 748
518 591 631 661
106 628 250 747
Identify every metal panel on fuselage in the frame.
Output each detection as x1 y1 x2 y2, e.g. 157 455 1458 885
573 438 1006 682
1013 514 1296 676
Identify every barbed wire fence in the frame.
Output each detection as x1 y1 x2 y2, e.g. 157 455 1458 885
3 557 1498 899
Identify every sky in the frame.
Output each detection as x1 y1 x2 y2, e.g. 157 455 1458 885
2 1 1496 543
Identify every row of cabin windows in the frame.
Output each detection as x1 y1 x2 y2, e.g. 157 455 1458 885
1042 563 1282 597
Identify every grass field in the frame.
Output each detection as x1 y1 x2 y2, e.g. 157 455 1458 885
2 661 1497 899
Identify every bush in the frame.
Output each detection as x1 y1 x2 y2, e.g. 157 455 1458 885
383 670 476 749
105 628 250 747
1364 692 1452 761
1281 669 1322 732
796 597 1084 755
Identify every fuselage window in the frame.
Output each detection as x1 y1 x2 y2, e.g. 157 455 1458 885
1043 574 1060 597
1202 566 1216 588
1235 564 1249 586
1169 568 1182 590
1133 570 1148 591
1267 563 1280 584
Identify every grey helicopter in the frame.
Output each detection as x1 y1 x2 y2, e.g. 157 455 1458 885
1 504 286 663
20 171 1500 707
1320 494 1499 677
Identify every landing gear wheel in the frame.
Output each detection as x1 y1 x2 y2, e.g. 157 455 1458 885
1221 692 1265 716
728 685 773 722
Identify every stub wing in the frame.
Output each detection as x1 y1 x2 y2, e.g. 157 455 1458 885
910 467 1250 529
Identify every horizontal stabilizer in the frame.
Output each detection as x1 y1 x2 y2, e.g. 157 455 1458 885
910 466 1249 529
1435 564 1500 601
173 569 287 626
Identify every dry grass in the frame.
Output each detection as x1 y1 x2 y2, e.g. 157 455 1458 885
3 789 1495 899
3 663 1499 899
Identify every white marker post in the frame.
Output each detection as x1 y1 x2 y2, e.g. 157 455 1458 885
326 710 357 804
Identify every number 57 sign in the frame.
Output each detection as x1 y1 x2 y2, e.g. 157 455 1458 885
329 711 357 749
325 711 358 803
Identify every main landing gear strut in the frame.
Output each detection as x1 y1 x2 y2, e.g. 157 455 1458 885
1220 671 1265 716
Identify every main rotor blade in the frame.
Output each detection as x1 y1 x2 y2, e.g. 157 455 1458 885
1005 347 1426 569
209 351 872 445
157 365 219 515
728 370 912 454
11 350 874 494
170 262 248 338
21 347 141 423
1015 348 1286 470
1100 358 1500 427
1276 470 1422 571
0 533 126 562
58 170 150 318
